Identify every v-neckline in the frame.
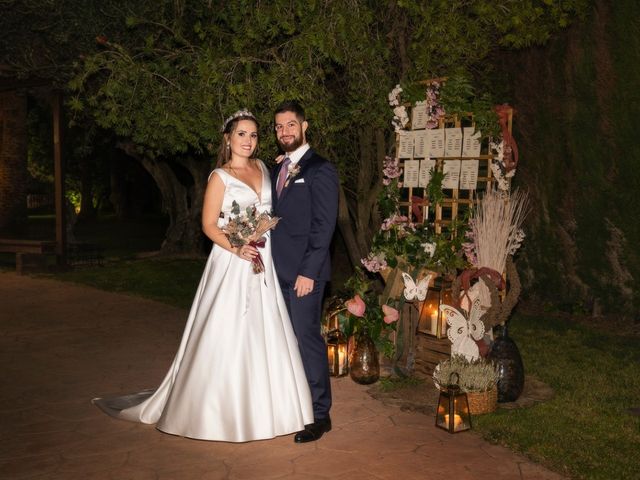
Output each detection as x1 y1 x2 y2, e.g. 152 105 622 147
226 163 264 204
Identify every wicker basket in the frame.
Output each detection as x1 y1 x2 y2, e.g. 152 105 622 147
466 386 497 415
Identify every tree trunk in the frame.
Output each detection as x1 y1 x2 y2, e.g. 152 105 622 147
337 126 387 270
118 142 208 254
139 157 205 254
109 150 127 218
337 183 363 267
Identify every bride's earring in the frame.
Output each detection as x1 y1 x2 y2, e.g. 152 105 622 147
226 143 230 150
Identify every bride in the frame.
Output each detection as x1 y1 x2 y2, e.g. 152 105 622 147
93 109 314 442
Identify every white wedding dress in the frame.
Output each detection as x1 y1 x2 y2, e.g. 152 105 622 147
93 161 314 442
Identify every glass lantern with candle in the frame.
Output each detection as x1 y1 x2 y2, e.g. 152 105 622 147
417 277 453 338
435 372 472 433
326 328 348 377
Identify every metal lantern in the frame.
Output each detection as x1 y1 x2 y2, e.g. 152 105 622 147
326 328 349 377
435 373 472 433
324 304 349 377
418 277 453 338
323 298 346 334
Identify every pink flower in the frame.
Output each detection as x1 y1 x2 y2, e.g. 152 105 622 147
380 213 410 231
361 253 388 273
346 295 366 317
383 156 403 180
382 304 399 324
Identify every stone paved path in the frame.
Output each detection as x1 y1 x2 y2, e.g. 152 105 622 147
0 272 565 479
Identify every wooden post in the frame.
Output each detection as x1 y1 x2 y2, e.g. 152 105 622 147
52 91 66 267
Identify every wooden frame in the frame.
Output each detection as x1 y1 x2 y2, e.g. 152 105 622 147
390 84 514 376
395 109 513 236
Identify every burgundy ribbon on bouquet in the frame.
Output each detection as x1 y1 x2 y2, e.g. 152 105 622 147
248 238 267 274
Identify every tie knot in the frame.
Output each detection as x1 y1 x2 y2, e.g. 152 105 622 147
283 156 291 168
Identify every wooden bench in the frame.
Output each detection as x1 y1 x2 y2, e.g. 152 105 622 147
0 239 57 274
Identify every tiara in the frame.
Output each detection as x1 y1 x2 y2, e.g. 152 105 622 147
221 108 256 132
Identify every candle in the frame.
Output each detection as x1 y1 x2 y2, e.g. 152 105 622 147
429 306 438 335
444 414 463 429
338 347 346 375
328 347 335 370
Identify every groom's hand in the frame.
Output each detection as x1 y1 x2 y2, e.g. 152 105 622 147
294 275 314 297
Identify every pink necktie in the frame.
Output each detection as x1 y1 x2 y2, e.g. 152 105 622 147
276 156 291 197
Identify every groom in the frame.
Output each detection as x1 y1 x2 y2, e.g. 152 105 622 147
271 100 339 443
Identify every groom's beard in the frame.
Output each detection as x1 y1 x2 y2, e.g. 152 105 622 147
277 134 304 153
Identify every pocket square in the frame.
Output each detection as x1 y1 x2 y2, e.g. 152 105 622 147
294 178 305 183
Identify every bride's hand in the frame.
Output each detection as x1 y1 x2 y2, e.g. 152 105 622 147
274 154 285 164
236 245 258 261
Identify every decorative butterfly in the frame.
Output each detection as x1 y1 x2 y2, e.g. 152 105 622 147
401 272 433 302
440 297 485 361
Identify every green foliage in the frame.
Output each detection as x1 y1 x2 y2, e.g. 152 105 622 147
396 0 589 77
438 71 500 138
56 0 588 163
368 156 467 276
65 190 81 210
425 168 445 205
367 208 468 276
397 82 426 105
66 0 394 163
1 0 590 258
377 180 400 220
439 71 475 115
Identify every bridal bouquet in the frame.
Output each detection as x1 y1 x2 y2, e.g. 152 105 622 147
222 201 280 273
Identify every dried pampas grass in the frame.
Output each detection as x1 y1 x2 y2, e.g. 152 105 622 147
470 188 529 275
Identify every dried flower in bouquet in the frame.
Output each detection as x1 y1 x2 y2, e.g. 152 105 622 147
222 201 280 273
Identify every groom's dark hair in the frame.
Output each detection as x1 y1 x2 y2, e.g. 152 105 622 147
274 100 306 122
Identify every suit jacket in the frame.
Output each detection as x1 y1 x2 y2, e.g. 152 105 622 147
271 148 339 284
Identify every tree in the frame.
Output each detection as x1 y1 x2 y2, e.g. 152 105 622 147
0 0 163 230
3 0 589 256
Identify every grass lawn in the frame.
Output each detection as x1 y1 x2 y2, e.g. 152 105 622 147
474 314 640 479
48 257 206 309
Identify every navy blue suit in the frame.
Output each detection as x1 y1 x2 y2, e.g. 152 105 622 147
271 148 339 420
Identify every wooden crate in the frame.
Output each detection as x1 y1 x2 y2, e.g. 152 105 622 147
392 291 452 379
413 334 451 379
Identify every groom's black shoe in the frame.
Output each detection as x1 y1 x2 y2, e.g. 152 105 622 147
294 416 332 443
